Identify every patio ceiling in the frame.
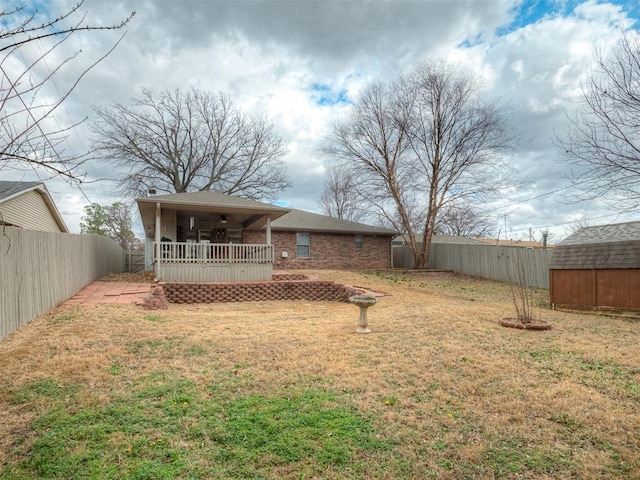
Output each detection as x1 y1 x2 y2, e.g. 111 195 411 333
136 191 291 235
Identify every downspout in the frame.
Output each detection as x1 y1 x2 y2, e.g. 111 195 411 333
390 237 394 269
155 202 161 281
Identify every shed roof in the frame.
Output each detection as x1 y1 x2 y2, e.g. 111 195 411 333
550 221 640 269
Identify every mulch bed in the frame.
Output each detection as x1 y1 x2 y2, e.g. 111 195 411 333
499 318 552 330
100 272 155 283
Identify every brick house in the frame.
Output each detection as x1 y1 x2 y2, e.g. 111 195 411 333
244 209 395 270
136 191 396 282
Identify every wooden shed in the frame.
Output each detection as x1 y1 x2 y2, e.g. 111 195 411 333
549 221 640 311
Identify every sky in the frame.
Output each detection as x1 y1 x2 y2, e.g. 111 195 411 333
2 0 640 243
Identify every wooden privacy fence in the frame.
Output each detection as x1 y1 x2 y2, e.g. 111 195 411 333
0 227 126 340
393 243 552 289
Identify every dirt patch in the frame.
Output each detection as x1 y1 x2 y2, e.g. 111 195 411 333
100 271 155 283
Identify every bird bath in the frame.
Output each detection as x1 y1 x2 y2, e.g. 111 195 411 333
349 295 378 333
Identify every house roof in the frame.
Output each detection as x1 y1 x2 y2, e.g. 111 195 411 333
433 235 487 245
0 181 69 232
136 191 291 233
271 209 396 235
0 181 44 202
474 238 552 249
135 191 396 237
137 191 290 214
550 221 640 270
393 234 551 247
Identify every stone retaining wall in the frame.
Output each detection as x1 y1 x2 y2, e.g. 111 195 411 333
272 272 308 281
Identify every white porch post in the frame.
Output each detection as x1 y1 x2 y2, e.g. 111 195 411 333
155 202 161 280
266 213 273 262
266 213 272 245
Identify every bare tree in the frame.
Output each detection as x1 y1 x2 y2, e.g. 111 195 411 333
502 248 539 325
435 200 494 238
556 31 640 209
325 61 516 268
319 164 366 222
91 87 290 200
0 1 134 181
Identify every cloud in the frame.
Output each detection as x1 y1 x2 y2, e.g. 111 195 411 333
3 0 639 240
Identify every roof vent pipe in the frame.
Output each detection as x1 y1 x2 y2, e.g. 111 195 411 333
148 188 157 196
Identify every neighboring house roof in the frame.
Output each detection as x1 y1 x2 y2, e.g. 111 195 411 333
394 234 486 245
0 181 42 201
0 181 69 233
433 235 487 245
556 221 640 245
271 209 396 236
474 238 552 249
550 221 640 270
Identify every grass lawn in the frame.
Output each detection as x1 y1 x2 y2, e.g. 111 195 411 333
0 270 638 479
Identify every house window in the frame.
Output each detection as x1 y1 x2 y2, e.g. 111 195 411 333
355 235 364 250
296 232 310 258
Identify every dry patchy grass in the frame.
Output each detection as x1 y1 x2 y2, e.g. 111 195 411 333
0 270 638 479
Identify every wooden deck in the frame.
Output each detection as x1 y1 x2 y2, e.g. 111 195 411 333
154 242 274 282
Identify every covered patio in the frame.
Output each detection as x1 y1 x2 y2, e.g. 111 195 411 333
136 191 290 282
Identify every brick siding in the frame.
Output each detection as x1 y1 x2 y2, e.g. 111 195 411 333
243 230 391 270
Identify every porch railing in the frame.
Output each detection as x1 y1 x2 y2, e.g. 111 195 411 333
154 242 274 264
